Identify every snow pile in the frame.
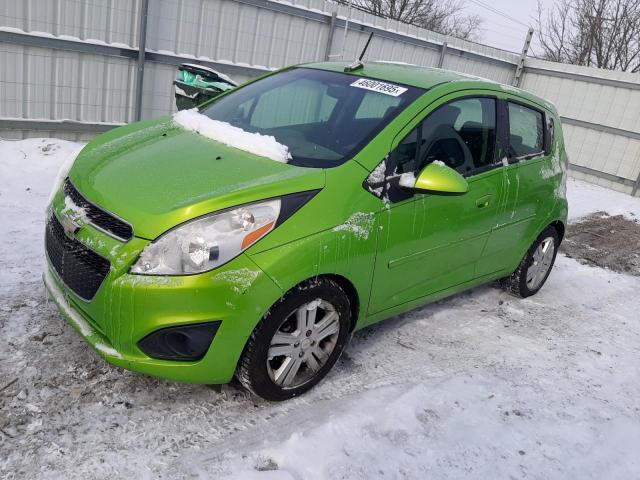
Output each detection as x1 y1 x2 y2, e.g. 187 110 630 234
0 138 86 290
333 212 375 240
567 177 640 220
173 109 292 163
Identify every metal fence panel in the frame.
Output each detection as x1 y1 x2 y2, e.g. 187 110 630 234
0 42 135 124
521 58 640 194
0 0 139 46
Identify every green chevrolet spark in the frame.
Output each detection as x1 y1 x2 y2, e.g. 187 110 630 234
45 62 567 400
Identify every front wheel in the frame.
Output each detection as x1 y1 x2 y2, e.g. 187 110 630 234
236 278 351 401
501 227 560 298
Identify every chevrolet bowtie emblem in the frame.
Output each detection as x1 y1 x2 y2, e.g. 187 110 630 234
61 216 81 237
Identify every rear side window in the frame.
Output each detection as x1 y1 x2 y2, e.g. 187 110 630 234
508 102 544 158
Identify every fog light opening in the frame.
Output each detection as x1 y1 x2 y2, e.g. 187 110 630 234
138 321 221 361
164 331 195 357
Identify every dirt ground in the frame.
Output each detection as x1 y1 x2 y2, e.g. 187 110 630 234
561 212 640 276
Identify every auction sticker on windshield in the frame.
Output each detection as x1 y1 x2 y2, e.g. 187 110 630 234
350 78 408 97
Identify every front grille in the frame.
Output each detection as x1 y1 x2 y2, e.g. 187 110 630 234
45 214 111 301
63 179 133 241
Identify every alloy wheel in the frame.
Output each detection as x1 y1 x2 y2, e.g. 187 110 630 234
266 299 340 388
526 237 555 290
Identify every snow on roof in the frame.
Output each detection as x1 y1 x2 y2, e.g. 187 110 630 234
173 109 292 163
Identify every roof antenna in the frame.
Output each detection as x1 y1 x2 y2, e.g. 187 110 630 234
344 31 374 72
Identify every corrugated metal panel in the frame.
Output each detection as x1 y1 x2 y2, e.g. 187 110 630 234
521 69 640 133
568 168 633 195
2 0 523 132
0 42 135 123
563 124 640 182
145 0 519 76
0 0 138 46
147 0 331 69
521 58 640 186
443 54 514 84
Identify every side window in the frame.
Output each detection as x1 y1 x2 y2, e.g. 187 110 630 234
508 102 544 158
440 98 496 172
394 126 420 174
393 97 497 176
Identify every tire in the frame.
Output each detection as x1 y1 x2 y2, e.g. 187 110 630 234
501 226 560 298
236 278 351 401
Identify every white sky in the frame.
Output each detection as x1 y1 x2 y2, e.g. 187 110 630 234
463 0 553 55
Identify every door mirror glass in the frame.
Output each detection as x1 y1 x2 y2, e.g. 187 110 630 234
400 161 469 195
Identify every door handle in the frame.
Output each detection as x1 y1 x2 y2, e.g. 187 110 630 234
475 195 491 209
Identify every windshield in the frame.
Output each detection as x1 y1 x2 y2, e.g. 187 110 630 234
200 68 424 167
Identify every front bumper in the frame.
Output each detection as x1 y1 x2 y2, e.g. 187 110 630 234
44 252 283 384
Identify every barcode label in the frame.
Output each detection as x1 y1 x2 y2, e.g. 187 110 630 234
350 78 408 97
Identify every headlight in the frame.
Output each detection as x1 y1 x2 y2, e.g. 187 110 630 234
131 199 281 275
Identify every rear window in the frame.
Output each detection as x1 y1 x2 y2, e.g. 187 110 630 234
201 68 423 167
508 102 544 158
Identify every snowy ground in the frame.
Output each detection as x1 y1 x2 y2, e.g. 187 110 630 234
1 138 640 480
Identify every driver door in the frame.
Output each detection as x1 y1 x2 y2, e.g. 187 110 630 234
368 95 506 314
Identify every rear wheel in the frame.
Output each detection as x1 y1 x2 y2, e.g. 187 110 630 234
501 227 560 298
237 278 351 401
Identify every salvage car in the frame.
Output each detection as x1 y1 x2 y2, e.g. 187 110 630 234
44 61 567 400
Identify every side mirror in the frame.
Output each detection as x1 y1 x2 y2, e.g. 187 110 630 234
399 161 468 195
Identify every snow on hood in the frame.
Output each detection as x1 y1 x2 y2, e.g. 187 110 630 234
173 109 292 163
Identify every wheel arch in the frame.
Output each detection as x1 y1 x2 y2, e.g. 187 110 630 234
548 219 565 242
321 274 360 332
263 273 361 334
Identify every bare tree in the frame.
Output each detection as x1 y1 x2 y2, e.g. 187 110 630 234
537 0 640 72
336 0 483 40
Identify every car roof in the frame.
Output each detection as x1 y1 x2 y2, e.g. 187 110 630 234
304 61 470 89
302 61 556 113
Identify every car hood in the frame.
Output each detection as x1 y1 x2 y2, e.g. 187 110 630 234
68 117 325 239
